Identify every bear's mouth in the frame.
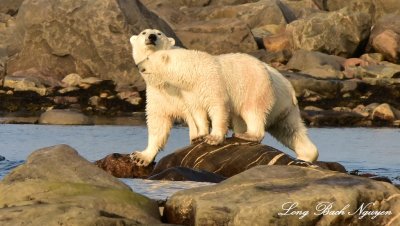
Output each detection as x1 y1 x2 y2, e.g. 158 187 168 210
145 39 156 46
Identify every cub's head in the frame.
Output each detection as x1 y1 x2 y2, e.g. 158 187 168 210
137 50 171 75
130 29 175 64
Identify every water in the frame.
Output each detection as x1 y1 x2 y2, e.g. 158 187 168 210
0 125 399 200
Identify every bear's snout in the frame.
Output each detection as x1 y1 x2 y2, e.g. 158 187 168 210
145 34 157 45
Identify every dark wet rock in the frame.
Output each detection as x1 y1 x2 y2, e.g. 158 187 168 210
148 166 226 183
39 109 93 125
165 165 400 226
349 170 393 184
287 7 371 58
95 153 154 179
0 144 162 225
0 155 4 161
152 137 345 178
7 0 180 89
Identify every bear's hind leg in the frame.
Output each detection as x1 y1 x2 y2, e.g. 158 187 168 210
268 108 319 162
234 110 265 142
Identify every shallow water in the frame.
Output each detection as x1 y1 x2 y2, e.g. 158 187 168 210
0 125 399 199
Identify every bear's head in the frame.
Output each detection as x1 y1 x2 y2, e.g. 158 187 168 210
137 50 170 75
130 29 175 64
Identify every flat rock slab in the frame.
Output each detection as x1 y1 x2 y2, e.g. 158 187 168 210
0 145 162 225
165 165 400 226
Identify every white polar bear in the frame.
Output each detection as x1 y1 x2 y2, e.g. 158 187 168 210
129 29 207 166
137 48 319 164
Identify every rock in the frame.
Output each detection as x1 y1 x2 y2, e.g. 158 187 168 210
39 109 93 125
372 103 396 121
302 110 365 127
152 137 345 178
7 0 180 90
280 0 321 19
344 62 400 79
143 0 287 54
0 116 38 124
3 75 47 96
95 153 154 178
360 53 385 64
262 32 292 53
0 145 162 225
62 73 82 87
164 165 400 226
0 155 4 161
148 167 226 183
282 71 341 99
0 0 24 16
173 19 258 54
287 7 371 58
370 14 400 63
117 91 142 105
286 50 345 79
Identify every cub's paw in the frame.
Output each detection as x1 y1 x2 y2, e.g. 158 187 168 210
190 135 206 144
233 133 262 143
130 151 154 167
204 135 224 145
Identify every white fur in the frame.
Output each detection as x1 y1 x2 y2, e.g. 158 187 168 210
139 48 319 163
130 29 318 166
129 29 204 166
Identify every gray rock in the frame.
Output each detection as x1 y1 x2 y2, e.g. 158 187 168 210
287 7 371 58
7 0 180 90
164 165 400 226
39 109 93 125
0 144 162 225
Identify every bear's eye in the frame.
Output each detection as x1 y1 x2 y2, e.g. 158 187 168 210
157 33 161 35
142 32 146 35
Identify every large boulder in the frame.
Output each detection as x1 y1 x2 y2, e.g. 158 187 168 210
0 144 162 225
0 0 24 16
369 14 400 63
142 0 288 54
287 6 372 57
7 0 180 90
164 165 400 225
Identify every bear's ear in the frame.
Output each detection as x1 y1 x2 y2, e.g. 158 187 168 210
161 53 169 64
167 37 175 47
130 35 138 45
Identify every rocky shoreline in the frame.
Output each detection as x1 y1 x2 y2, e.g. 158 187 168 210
1 141 399 225
1 0 400 127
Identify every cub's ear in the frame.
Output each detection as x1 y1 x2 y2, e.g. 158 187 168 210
130 35 138 45
167 37 175 47
161 53 169 64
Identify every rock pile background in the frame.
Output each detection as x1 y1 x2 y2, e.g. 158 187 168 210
0 0 399 126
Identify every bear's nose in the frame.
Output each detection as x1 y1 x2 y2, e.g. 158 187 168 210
148 34 157 42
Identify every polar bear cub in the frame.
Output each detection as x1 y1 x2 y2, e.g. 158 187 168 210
137 48 319 163
129 29 207 166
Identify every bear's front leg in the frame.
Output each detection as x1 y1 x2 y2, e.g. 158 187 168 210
189 110 210 144
130 108 173 166
203 103 229 145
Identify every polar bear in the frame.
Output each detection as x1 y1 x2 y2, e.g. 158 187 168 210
137 48 319 164
129 29 208 166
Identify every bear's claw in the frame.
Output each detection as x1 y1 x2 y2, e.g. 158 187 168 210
130 152 153 167
204 135 224 145
289 159 318 168
190 135 206 144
